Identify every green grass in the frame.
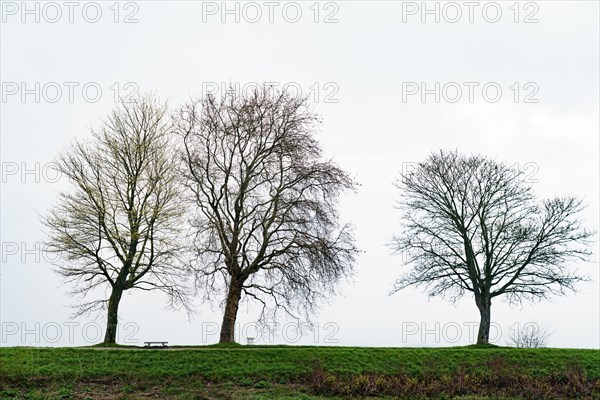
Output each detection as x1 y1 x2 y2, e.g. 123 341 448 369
0 345 598 399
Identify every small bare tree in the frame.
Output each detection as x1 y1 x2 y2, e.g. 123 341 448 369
390 150 594 344
177 85 357 343
507 323 552 348
42 95 190 344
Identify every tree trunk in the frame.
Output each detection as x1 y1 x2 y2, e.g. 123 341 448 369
103 286 124 344
219 278 243 343
476 296 492 344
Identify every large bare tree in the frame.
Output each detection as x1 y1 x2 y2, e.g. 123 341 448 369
177 85 357 343
390 150 594 344
42 95 190 344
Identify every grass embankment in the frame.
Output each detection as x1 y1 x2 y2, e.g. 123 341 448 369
0 344 598 399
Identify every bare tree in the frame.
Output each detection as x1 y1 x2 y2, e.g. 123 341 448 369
177 85 357 343
42 95 190 344
507 323 552 348
390 150 594 344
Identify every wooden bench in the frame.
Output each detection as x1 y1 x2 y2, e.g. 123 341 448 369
144 341 168 348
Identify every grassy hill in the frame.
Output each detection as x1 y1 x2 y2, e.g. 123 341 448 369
1 344 598 399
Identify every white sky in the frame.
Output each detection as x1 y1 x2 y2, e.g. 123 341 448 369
1 0 598 348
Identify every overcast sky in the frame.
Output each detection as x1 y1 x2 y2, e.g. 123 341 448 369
1 0 598 348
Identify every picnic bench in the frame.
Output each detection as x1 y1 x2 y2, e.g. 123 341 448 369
144 341 168 348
